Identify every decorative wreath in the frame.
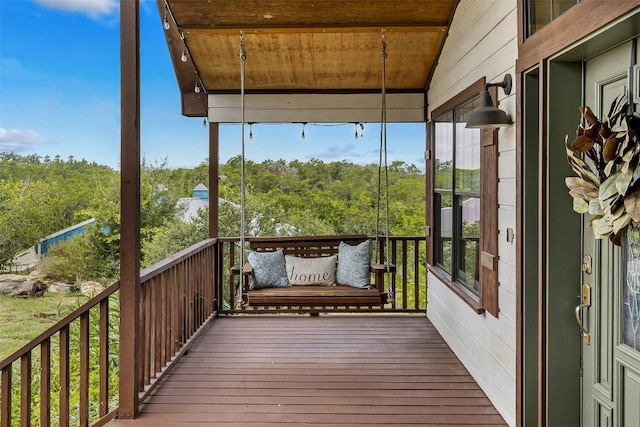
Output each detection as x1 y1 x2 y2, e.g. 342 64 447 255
566 96 640 245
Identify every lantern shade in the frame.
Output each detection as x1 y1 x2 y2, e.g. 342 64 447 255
465 90 511 129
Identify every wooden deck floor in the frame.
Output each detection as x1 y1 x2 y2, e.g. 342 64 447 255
110 316 507 426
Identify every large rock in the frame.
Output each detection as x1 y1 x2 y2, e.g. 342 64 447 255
47 282 78 293
80 281 104 296
0 274 27 282
0 280 46 298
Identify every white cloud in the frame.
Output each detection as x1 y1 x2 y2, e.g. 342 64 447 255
0 128 42 152
33 0 118 18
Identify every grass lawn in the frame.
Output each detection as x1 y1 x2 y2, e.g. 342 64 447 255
0 293 88 360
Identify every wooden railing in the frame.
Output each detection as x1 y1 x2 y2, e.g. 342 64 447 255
0 238 218 427
134 238 218 402
217 235 427 314
0 283 120 427
0 235 425 426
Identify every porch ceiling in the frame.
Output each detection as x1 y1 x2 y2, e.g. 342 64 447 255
159 0 458 114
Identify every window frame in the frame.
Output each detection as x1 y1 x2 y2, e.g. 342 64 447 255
524 0 581 39
427 78 499 316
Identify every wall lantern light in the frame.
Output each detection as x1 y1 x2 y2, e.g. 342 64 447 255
466 74 513 129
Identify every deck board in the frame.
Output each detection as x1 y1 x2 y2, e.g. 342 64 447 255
109 316 507 426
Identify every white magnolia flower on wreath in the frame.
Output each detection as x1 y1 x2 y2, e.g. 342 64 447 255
565 95 640 245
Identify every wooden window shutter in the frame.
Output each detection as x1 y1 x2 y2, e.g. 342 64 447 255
478 95 499 317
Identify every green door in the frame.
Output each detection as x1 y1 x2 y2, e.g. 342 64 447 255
581 40 640 427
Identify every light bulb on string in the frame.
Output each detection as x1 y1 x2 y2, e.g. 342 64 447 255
249 123 254 140
354 123 359 139
301 123 306 140
180 32 187 62
194 82 200 93
202 118 207 128
162 4 170 30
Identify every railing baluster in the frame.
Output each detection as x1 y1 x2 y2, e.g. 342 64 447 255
392 239 398 309
161 272 168 368
142 283 150 388
402 238 408 309
41 338 51 427
80 312 90 426
1 365 11 427
99 300 109 418
414 240 420 309
171 266 178 354
229 241 236 309
20 352 31 427
188 257 193 332
59 325 69 427
153 276 160 378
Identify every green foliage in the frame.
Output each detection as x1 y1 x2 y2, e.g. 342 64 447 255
0 153 114 271
0 293 89 360
215 157 425 237
0 152 426 282
143 208 209 267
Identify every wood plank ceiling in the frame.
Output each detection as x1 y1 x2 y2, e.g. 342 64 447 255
158 0 459 115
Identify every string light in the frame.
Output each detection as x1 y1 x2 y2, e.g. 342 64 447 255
354 122 359 139
301 122 306 140
163 6 170 30
163 0 208 123
180 32 187 62
249 123 254 140
194 70 201 93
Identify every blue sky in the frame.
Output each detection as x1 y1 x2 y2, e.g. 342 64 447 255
0 0 426 171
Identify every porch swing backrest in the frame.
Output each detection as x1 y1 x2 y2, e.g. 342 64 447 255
233 235 394 308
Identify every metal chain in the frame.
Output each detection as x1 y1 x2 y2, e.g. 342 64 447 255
239 31 247 298
376 29 392 301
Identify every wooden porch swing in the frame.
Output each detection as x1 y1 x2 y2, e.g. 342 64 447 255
231 30 395 310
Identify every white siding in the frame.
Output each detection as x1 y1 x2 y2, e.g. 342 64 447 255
426 1 518 425
208 93 424 123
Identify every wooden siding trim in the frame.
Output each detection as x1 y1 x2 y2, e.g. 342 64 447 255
515 70 524 427
517 0 640 73
537 59 549 427
426 120 433 267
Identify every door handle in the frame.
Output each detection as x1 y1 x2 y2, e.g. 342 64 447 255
575 283 591 345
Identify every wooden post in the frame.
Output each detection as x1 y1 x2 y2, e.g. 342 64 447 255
209 122 220 238
119 0 141 419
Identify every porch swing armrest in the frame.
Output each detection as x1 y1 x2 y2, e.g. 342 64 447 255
242 263 253 275
229 263 253 276
230 263 253 304
370 262 395 295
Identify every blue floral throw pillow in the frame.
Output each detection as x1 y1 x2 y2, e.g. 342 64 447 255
336 240 372 288
247 249 290 289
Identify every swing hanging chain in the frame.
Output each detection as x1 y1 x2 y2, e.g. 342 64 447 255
375 30 385 255
376 29 393 304
239 30 247 302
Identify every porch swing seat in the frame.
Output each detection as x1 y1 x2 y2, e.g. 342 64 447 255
232 235 394 308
